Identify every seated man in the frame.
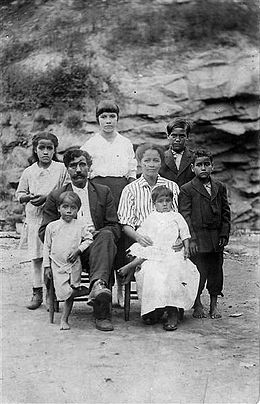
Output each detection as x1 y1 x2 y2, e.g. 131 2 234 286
39 148 121 332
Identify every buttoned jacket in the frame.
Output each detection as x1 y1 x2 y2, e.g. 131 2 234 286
178 177 230 252
160 147 195 187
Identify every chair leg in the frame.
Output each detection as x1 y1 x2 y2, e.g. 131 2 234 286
49 277 55 323
124 282 131 321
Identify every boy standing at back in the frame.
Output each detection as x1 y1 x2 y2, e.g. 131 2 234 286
178 149 231 318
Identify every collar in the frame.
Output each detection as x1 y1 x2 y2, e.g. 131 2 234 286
139 174 166 188
71 181 89 193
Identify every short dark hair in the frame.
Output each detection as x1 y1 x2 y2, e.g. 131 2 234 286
63 148 92 168
192 149 213 164
152 186 173 204
135 143 164 163
96 100 120 122
58 191 82 210
166 118 192 138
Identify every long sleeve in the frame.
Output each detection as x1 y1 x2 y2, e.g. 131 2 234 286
39 189 60 242
178 187 197 242
16 169 30 202
175 212 191 241
43 225 52 268
117 186 137 228
78 226 93 252
220 184 231 240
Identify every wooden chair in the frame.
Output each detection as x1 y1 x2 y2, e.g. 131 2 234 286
123 277 138 321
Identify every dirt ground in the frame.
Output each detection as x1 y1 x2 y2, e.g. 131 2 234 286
0 232 259 404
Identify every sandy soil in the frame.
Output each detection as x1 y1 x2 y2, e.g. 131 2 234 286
0 233 259 404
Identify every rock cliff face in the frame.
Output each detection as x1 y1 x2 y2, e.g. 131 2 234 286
0 49 259 230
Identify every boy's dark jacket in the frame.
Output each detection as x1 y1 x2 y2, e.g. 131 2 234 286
159 148 195 187
178 177 231 252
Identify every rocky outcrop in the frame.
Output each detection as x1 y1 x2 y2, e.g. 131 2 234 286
0 49 259 230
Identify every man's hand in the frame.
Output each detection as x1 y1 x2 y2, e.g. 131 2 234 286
136 234 153 247
30 194 46 206
219 237 228 248
44 266 52 280
67 248 81 263
189 240 198 256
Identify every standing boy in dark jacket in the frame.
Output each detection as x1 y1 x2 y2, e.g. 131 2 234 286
178 149 231 319
159 118 195 187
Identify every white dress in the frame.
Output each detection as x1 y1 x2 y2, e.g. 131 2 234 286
43 218 93 301
16 161 68 259
129 211 200 316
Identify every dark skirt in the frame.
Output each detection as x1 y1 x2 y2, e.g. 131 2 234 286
91 176 128 209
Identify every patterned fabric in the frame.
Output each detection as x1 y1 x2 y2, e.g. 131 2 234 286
117 174 179 229
81 132 137 179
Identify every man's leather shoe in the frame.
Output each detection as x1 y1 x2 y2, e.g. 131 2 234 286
95 319 114 332
88 279 111 302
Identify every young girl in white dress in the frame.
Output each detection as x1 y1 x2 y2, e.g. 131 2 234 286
16 132 68 310
43 191 93 330
118 185 199 331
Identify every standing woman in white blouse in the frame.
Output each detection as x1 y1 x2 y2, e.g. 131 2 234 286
81 100 137 305
81 100 137 207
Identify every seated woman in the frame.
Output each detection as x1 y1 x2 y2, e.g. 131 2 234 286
118 185 199 331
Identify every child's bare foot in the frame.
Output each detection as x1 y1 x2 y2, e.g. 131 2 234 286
210 295 221 319
193 304 207 318
60 320 70 330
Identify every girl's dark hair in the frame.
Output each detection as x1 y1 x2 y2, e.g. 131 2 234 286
152 185 173 204
192 149 213 164
135 143 164 163
28 132 59 165
166 118 192 138
58 191 82 209
63 148 92 168
96 100 120 122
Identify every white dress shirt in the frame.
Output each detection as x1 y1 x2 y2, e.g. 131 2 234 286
71 183 95 232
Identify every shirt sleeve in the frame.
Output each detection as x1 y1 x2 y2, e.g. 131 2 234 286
16 169 30 202
117 185 137 228
126 141 137 179
43 224 52 268
78 226 93 252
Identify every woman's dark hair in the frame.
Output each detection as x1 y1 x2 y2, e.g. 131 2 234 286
63 148 92 168
166 118 192 138
192 149 213 164
28 132 59 165
58 191 81 209
96 100 120 122
135 143 164 163
152 186 173 204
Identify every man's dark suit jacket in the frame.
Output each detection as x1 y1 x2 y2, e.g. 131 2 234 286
178 177 231 253
159 147 195 187
39 181 121 243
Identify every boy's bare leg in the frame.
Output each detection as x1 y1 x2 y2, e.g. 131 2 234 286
209 295 221 319
60 288 88 330
193 296 207 318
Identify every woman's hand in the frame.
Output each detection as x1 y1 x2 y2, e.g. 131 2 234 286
30 194 47 206
136 234 153 247
183 247 190 260
67 248 81 263
219 237 228 248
